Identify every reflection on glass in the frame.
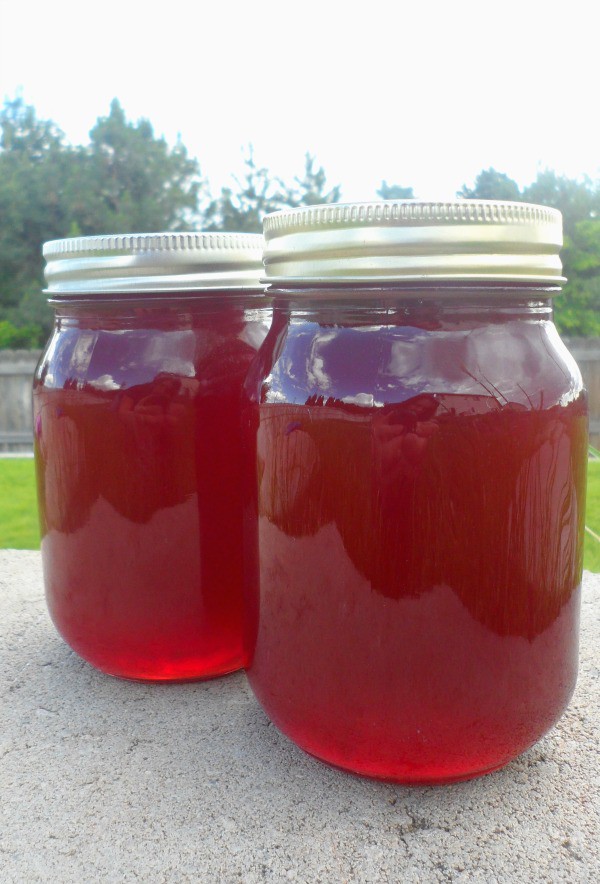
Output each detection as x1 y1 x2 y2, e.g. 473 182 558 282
34 299 271 681
246 299 588 782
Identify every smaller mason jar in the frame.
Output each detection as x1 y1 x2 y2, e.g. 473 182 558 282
34 232 270 681
244 201 589 783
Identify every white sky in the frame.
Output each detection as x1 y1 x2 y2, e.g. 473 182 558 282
1 0 598 203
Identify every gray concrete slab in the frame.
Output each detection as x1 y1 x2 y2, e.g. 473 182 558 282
1 550 598 883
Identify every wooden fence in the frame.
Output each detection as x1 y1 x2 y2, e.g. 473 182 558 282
565 337 600 448
0 350 41 452
1 340 599 453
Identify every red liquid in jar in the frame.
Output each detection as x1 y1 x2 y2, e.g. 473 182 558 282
245 300 588 782
34 298 269 681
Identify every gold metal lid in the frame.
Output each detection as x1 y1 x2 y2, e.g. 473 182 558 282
43 232 264 295
262 200 565 287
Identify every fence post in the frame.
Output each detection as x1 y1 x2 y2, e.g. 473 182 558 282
0 350 42 453
564 338 600 448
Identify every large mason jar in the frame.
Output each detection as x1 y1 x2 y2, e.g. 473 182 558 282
244 201 588 783
34 232 270 681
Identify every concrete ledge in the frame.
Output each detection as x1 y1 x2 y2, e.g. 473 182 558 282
1 551 599 882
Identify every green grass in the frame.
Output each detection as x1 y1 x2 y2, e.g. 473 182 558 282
1 457 600 571
584 460 600 573
0 458 40 549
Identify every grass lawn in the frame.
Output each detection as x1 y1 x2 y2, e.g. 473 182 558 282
585 460 600 572
1 457 600 571
0 458 40 549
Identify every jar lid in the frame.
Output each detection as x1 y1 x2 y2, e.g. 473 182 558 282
262 200 565 287
43 232 264 295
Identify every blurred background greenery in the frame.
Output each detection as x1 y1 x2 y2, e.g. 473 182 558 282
1 96 599 350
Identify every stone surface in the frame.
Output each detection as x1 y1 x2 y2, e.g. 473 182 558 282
1 550 598 883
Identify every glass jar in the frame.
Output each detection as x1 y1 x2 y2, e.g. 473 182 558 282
244 201 589 783
34 232 270 681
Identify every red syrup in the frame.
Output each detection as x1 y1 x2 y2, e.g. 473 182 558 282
34 297 270 681
244 297 588 782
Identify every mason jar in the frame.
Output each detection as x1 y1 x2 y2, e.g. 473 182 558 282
244 201 588 783
34 232 270 681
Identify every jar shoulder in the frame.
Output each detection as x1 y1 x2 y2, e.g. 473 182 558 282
258 316 585 412
35 311 271 393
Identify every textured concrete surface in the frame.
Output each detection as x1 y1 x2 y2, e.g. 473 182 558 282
1 550 599 883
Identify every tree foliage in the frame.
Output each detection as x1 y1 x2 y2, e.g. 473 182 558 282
458 168 521 201
0 99 69 317
204 149 341 231
560 220 600 335
0 99 344 346
204 146 289 233
284 153 341 207
459 168 600 335
82 99 203 233
1 96 599 347
0 97 204 341
522 171 600 231
377 182 415 200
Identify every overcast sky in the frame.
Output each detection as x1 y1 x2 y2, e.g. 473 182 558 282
1 0 598 203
